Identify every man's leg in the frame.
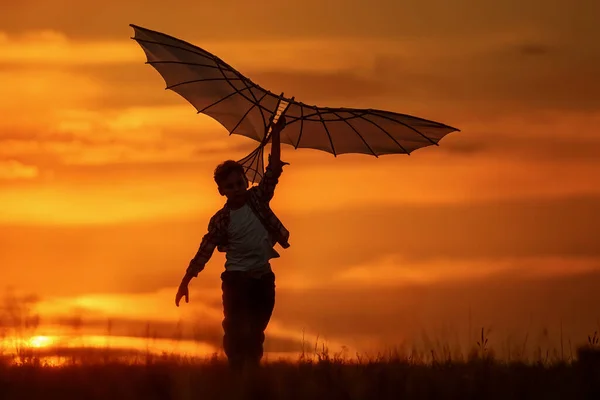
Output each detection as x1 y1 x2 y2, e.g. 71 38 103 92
246 272 276 366
221 271 252 371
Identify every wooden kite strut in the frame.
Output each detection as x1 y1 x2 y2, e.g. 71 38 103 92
238 93 294 184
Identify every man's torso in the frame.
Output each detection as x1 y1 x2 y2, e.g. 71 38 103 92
224 203 279 274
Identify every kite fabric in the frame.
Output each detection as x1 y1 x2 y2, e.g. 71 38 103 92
129 24 460 183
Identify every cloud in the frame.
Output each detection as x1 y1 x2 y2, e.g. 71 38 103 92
0 30 380 71
273 267 600 351
250 70 390 103
0 25 597 199
436 112 600 160
5 256 600 356
45 316 304 353
0 69 103 116
0 139 598 226
331 256 600 287
0 105 254 168
0 289 312 354
284 194 600 270
2 1 598 45
49 41 600 114
517 43 552 56
0 30 137 65
81 68 390 110
2 194 600 299
0 160 38 180
372 49 600 113
3 18 599 117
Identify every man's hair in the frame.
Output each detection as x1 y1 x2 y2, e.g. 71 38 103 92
214 160 246 186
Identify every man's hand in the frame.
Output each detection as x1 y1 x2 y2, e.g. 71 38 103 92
272 115 286 133
269 116 285 166
175 274 193 307
175 283 189 307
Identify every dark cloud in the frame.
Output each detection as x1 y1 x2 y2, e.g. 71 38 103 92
249 70 390 103
48 314 302 353
517 43 552 56
191 141 257 157
273 266 600 351
373 53 600 113
56 64 391 109
0 300 303 353
0 1 542 39
0 127 121 146
4 32 599 120
3 1 598 116
5 262 600 356
2 0 599 46
437 129 600 160
0 124 253 170
29 346 149 359
65 44 600 115
282 195 600 275
55 315 226 349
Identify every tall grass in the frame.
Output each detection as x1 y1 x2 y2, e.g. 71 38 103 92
1 342 599 400
1 290 600 399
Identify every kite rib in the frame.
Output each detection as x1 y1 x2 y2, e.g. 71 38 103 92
133 38 215 62
166 77 242 90
368 110 439 146
213 56 271 134
286 108 364 123
147 61 221 69
229 92 269 135
133 35 279 118
197 85 253 114
350 111 410 154
294 106 305 149
238 147 260 180
252 146 263 184
331 110 378 157
315 108 336 156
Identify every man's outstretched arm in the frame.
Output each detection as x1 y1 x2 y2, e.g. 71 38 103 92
176 216 221 306
258 116 288 202
270 116 284 168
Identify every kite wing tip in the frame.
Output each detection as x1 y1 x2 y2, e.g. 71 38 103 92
129 24 148 33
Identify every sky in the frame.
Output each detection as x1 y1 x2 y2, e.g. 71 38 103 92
1 0 600 360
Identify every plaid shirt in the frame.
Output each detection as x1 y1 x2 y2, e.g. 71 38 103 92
186 158 290 277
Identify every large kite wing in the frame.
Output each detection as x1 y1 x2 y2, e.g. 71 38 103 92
130 24 460 183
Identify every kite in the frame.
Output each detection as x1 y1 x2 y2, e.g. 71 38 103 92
130 24 460 183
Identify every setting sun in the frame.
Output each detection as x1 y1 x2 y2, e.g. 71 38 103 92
28 335 53 349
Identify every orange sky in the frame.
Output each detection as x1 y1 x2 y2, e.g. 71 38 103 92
1 1 600 360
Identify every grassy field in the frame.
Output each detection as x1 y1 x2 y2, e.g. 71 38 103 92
1 346 599 400
1 293 599 399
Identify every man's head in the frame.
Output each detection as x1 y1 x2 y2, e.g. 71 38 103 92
214 160 248 202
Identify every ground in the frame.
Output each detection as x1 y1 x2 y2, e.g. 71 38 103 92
1 352 599 400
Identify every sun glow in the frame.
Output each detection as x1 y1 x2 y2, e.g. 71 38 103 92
0 333 303 367
28 335 53 348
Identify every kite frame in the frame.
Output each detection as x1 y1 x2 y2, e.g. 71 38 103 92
130 24 458 146
130 24 460 181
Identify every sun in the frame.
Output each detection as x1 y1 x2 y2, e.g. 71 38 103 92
28 335 53 348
